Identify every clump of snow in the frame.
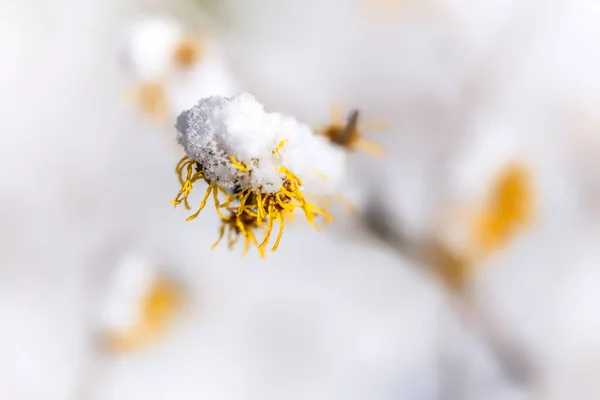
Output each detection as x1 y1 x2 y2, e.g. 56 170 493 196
176 92 347 194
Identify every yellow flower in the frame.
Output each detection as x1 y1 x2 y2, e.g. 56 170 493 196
173 36 203 68
104 277 183 352
124 81 168 121
172 140 332 257
432 162 534 291
318 104 386 157
471 163 534 256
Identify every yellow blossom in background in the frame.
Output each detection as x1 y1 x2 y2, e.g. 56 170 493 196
318 104 387 157
105 277 183 352
471 163 534 257
125 82 168 121
173 37 204 68
123 34 204 122
99 254 184 353
433 162 534 290
120 16 238 125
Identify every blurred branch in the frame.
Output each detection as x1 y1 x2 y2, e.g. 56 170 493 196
358 1 559 393
360 199 535 391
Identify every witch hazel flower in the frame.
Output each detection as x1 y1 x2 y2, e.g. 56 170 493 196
172 92 348 257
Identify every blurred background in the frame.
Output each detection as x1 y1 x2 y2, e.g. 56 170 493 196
2 0 600 399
